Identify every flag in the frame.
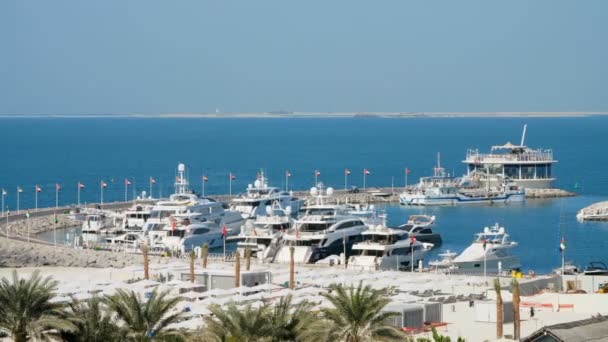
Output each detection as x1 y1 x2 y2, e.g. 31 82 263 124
229 173 236 181
286 171 291 177
149 177 155 184
36 185 42 193
171 218 176 233
296 228 301 240
222 224 227 238
17 187 23 193
202 175 208 182
364 168 371 175
345 169 351 175
560 237 566 252
175 176 180 182
410 234 416 244
101 181 107 188
405 168 410 175
56 183 61 192
315 169 320 176
78 182 85 189
125 179 131 186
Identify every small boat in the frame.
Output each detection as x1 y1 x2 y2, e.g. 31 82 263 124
552 262 580 275
81 213 114 234
584 261 608 276
429 250 458 270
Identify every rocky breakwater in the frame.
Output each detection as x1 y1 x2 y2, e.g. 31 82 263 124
576 201 608 221
2 213 80 237
525 188 576 199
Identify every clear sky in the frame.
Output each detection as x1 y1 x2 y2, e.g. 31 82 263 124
2 0 607 115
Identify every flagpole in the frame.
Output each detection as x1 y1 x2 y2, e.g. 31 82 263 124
229 175 232 197
77 183 81 207
26 213 30 243
344 171 347 190
125 180 127 202
363 171 366 190
35 187 38 211
16 189 20 213
286 172 289 192
315 172 317 186
55 185 59 209
101 182 104 205
1 191 4 216
411 244 414 272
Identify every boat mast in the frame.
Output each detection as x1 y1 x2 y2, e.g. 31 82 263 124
520 124 528 146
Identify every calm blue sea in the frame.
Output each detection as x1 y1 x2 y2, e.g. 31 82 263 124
2 117 608 272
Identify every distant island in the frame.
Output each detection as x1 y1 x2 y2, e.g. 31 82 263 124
2 111 608 118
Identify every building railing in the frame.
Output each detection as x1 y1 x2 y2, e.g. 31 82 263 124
465 149 554 163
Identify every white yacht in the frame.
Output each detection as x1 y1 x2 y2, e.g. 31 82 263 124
148 214 239 252
121 204 152 231
348 215 434 271
230 171 304 219
453 223 520 273
81 213 115 234
397 215 442 245
463 125 557 189
399 155 524 206
235 202 294 260
142 164 244 237
429 250 458 271
273 186 367 264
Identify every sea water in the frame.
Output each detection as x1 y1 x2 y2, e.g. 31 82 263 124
2 117 608 272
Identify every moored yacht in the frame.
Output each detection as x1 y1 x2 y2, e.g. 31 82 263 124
453 223 520 273
273 186 367 264
121 204 152 231
236 202 294 260
348 215 434 271
230 171 304 219
397 215 441 245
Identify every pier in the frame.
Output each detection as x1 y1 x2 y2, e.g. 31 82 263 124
576 201 608 221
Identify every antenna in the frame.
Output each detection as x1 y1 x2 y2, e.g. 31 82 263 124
520 124 528 146
437 152 441 169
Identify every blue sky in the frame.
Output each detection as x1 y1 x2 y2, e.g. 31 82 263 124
2 0 607 115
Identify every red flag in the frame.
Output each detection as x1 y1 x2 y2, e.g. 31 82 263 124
296 228 301 240
56 183 61 192
364 168 371 175
410 234 416 244
171 218 176 233
229 173 236 181
345 169 351 175
78 182 85 189
285 171 291 177
101 181 107 188
175 176 180 182
202 175 208 182
125 179 131 186
35 185 42 193
149 177 155 184
315 169 320 176
222 224 227 238
405 168 410 175
482 238 487 250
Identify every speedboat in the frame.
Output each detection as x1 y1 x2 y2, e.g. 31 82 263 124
81 213 115 234
429 250 458 270
230 171 304 219
106 232 146 247
236 202 294 260
149 217 237 253
273 186 367 264
348 215 433 271
397 215 441 245
584 262 608 276
453 223 520 273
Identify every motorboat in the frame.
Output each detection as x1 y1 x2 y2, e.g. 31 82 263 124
397 215 442 245
106 232 146 247
230 171 304 219
453 223 520 273
273 185 367 264
348 214 433 271
584 262 608 276
235 202 294 260
81 213 115 234
149 218 237 253
121 204 152 231
429 250 458 270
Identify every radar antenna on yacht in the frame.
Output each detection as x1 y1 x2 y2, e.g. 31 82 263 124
174 163 189 194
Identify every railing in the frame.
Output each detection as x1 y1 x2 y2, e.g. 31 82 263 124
465 149 554 163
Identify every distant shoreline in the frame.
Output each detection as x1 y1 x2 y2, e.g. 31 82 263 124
1 111 608 119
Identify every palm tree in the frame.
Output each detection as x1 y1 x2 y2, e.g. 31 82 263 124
189 250 196 283
201 243 209 269
511 278 521 339
493 278 503 339
202 302 272 341
0 270 76 342
105 288 186 341
235 251 241 287
302 282 404 342
62 296 124 342
267 294 316 342
245 247 252 271
289 246 295 290
142 244 150 280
